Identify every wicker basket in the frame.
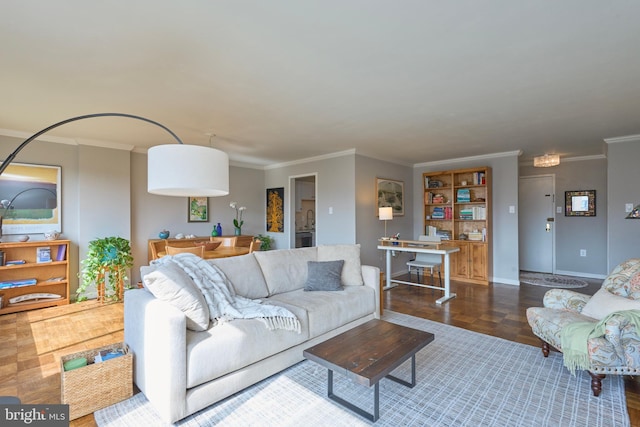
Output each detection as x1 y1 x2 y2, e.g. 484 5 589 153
60 342 133 420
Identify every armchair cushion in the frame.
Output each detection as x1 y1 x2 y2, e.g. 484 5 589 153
581 288 640 320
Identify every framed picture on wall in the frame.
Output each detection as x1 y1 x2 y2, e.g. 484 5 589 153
188 196 209 222
565 190 596 217
376 177 404 216
266 187 284 232
0 162 62 234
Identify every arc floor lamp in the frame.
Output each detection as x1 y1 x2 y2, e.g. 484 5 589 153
0 112 229 196
0 112 230 237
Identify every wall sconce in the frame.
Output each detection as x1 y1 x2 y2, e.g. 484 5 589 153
533 154 560 167
379 206 393 238
626 205 640 219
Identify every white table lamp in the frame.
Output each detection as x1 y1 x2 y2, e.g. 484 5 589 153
379 207 393 238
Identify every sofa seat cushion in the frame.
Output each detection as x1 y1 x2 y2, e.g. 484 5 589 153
207 254 269 299
185 300 309 389
254 247 318 296
527 307 597 351
269 285 375 338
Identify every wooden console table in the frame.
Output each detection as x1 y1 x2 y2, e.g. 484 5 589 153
148 235 253 262
377 239 460 305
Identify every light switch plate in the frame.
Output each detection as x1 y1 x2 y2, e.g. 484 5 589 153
508 206 515 214
556 206 562 214
626 203 634 213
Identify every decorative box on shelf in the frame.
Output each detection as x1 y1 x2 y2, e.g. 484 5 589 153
60 342 133 420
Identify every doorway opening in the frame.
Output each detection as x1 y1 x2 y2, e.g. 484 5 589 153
291 174 317 248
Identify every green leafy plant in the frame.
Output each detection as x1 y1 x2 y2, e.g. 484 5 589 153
77 236 134 302
256 234 274 251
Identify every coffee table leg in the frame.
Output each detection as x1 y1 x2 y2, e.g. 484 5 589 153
386 354 417 388
327 369 380 422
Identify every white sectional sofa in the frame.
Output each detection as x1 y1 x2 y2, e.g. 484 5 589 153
124 245 380 423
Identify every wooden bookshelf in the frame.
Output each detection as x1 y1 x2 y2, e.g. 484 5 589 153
0 239 70 314
423 167 491 284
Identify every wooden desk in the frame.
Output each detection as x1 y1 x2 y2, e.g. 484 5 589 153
377 239 460 305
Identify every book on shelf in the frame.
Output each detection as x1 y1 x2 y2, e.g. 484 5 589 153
36 247 52 263
0 278 37 289
456 188 471 203
5 260 26 266
56 244 67 261
472 172 486 185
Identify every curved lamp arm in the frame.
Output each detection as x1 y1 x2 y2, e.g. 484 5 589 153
0 113 184 176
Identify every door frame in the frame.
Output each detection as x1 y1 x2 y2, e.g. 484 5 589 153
289 173 317 249
518 174 556 274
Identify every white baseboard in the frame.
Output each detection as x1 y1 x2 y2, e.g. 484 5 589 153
492 277 520 286
554 270 607 280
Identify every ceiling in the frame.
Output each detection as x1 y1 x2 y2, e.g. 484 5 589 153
1 1 639 167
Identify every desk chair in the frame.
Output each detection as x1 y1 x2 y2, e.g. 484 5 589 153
406 235 442 286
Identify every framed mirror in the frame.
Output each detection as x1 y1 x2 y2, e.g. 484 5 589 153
565 190 596 217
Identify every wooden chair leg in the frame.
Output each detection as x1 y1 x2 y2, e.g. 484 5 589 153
588 371 605 397
541 340 550 357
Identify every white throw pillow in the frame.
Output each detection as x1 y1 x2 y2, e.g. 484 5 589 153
142 262 210 331
581 288 640 320
317 244 364 286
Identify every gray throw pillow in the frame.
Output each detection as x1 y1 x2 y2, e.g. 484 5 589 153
305 260 345 291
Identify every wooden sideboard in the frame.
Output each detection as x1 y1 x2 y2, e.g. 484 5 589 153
148 235 253 262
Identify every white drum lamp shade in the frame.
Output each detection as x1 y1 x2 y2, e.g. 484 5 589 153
147 144 229 197
379 206 393 238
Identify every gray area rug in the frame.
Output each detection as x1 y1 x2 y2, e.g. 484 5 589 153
95 311 628 427
520 271 589 288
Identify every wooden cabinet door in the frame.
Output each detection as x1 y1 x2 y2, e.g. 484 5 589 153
450 242 469 279
469 242 487 281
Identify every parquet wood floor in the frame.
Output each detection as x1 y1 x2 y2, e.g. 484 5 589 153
2 275 638 426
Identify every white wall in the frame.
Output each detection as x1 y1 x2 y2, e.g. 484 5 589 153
607 137 640 269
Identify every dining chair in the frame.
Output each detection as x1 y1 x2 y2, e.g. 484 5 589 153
211 236 238 247
165 245 205 257
406 235 442 286
249 239 262 253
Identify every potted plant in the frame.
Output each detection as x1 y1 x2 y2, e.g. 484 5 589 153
255 234 274 251
77 236 134 302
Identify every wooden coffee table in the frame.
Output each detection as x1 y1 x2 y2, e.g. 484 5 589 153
303 319 434 421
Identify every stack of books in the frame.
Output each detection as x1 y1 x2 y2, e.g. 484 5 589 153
456 188 471 203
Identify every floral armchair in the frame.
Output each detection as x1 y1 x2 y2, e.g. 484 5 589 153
526 258 640 396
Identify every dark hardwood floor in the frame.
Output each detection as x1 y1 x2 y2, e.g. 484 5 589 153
386 273 640 427
2 274 639 426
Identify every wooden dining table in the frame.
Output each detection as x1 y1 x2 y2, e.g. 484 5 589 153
202 247 250 259
156 246 250 260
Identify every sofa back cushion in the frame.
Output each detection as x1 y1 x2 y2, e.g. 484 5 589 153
317 244 364 286
207 254 269 299
140 263 210 331
254 247 318 296
602 258 640 298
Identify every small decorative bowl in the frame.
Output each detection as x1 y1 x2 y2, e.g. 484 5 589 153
44 231 60 241
159 230 170 239
195 241 221 251
18 235 30 242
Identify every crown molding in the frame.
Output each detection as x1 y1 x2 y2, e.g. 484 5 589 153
264 148 356 170
413 150 522 168
0 128 77 145
604 134 640 144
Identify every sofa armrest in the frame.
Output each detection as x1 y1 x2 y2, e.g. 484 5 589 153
361 264 381 318
589 312 640 368
124 289 188 423
543 288 591 312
